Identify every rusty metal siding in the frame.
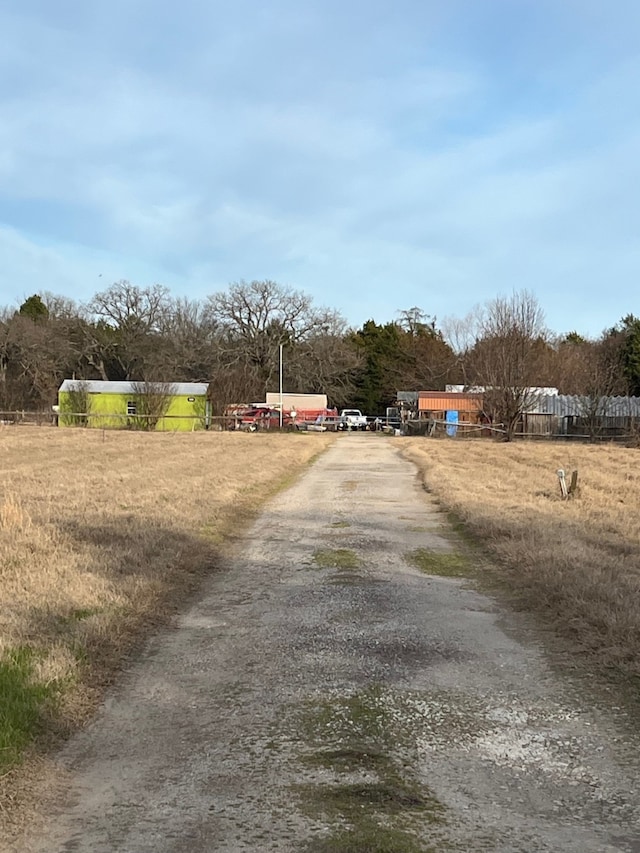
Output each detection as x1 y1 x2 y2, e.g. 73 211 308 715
418 392 483 412
417 392 484 424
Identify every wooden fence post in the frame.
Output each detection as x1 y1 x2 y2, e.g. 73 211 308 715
569 470 579 497
557 469 568 499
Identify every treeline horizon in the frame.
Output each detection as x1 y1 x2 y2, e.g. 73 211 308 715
1 280 639 419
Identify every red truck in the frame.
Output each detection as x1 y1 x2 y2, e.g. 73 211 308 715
225 404 338 431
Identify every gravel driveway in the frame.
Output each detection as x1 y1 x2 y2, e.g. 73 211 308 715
20 436 640 852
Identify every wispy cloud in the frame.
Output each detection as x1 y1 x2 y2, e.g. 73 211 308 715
0 0 639 335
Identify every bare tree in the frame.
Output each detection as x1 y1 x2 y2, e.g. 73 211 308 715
208 280 347 399
394 308 459 391
91 281 171 333
285 326 362 408
59 381 91 427
42 292 81 320
207 363 258 416
130 381 177 431
461 291 548 440
2 313 75 409
89 282 172 379
157 297 219 381
556 334 626 441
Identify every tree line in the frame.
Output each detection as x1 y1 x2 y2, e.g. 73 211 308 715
1 282 639 422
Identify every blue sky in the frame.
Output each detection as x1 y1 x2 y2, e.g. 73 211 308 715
1 0 639 337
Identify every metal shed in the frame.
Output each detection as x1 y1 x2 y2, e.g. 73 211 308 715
58 380 210 431
418 391 484 423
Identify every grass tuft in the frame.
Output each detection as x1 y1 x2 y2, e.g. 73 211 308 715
405 549 470 577
302 744 389 773
312 548 360 570
0 648 60 771
302 820 435 853
295 686 449 849
298 780 445 821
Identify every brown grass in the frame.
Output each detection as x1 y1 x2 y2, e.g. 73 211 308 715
0 428 332 780
400 438 640 683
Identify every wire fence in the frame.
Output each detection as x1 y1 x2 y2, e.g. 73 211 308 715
0 410 57 426
0 411 227 431
1 411 637 443
401 416 640 442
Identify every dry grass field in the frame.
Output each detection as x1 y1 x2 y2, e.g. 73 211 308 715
401 437 640 685
4 429 639 833
0 427 333 786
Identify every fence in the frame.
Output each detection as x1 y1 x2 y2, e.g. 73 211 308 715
0 411 223 431
403 418 506 439
0 411 332 432
0 411 398 434
402 415 640 442
5 410 637 442
0 410 57 426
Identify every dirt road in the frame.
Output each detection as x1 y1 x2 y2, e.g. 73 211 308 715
19 436 640 852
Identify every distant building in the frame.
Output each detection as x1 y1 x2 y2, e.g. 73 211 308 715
397 387 640 439
57 380 210 431
265 392 328 412
418 391 484 425
445 384 559 396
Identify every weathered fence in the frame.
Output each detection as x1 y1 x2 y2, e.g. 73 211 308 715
0 412 322 432
0 411 221 431
402 415 639 442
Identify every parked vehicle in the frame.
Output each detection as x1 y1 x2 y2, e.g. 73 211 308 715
294 408 339 430
227 405 294 431
238 406 278 431
300 412 340 432
338 409 368 431
225 404 337 432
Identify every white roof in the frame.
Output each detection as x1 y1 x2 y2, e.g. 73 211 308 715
59 380 208 396
445 384 558 395
529 394 640 416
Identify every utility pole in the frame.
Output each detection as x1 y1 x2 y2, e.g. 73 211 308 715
279 343 283 429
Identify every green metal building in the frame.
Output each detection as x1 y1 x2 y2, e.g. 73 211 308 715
57 380 210 431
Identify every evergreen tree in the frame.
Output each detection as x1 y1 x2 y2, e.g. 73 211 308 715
618 315 640 395
18 294 49 322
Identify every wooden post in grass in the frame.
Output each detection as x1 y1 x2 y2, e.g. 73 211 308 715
557 468 568 499
569 470 579 497
557 468 579 499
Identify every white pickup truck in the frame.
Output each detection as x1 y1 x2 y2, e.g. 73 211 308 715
338 409 368 431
